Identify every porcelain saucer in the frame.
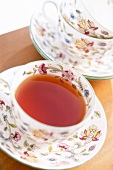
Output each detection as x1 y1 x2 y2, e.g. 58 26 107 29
30 12 113 80
0 65 107 169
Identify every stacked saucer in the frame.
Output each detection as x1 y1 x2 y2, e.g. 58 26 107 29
30 0 113 80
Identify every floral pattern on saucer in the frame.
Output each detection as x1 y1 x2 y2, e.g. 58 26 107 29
30 13 113 80
0 66 107 169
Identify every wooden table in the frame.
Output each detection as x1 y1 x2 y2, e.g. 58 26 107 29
0 27 113 170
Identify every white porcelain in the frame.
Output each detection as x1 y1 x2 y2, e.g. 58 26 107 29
30 12 113 80
43 0 113 38
38 0 113 59
58 13 113 59
61 0 113 39
0 65 107 169
81 0 113 37
11 60 95 139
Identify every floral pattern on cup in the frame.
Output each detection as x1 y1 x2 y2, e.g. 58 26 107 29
58 14 113 58
23 62 92 110
61 0 113 39
0 65 107 169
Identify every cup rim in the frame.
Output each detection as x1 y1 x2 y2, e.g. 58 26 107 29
11 60 95 130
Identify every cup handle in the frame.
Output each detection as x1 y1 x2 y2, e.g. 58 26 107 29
42 0 59 26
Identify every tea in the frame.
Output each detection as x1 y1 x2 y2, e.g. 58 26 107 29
15 74 86 127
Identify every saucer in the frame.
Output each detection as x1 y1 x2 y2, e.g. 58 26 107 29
30 12 113 80
0 65 107 169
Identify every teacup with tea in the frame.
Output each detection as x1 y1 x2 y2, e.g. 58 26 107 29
11 60 95 140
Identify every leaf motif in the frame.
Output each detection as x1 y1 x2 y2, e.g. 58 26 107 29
26 71 33 75
35 65 38 68
52 46 60 50
69 59 73 63
63 23 66 31
81 148 86 153
27 147 32 151
4 127 7 131
67 33 73 37
69 50 76 54
6 105 11 111
24 140 29 147
82 153 89 155
50 69 60 73
6 144 11 148
9 124 17 128
73 134 78 138
68 138 73 141
76 9 81 14
48 145 53 152
57 64 63 71
55 153 61 156
94 111 101 118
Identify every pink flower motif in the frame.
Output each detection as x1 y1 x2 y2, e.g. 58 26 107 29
0 100 5 110
77 18 98 35
12 132 21 142
58 143 69 150
30 144 36 150
58 53 65 60
79 125 102 144
62 70 74 82
74 38 94 53
101 30 109 35
39 28 46 36
38 63 47 74
0 100 5 105
24 151 29 155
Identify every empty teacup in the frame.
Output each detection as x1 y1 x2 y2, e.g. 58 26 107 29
41 0 113 59
11 60 95 140
61 0 113 38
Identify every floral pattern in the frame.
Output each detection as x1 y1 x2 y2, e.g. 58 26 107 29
79 125 102 144
58 15 113 58
62 70 74 82
74 38 94 53
30 12 113 80
61 0 113 38
22 62 93 116
0 67 107 169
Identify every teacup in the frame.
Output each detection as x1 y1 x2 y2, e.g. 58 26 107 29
11 60 95 140
61 0 113 39
58 13 113 59
41 0 113 59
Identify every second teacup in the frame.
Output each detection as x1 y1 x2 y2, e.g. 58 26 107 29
41 0 113 60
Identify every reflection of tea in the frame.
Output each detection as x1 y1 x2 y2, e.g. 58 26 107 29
15 74 86 127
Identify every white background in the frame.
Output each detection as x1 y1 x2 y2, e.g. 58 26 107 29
0 0 61 35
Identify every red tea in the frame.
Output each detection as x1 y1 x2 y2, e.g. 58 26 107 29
15 74 86 127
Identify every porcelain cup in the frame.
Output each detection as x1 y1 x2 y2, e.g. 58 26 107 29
46 0 113 39
10 60 95 140
61 0 113 39
41 0 113 59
